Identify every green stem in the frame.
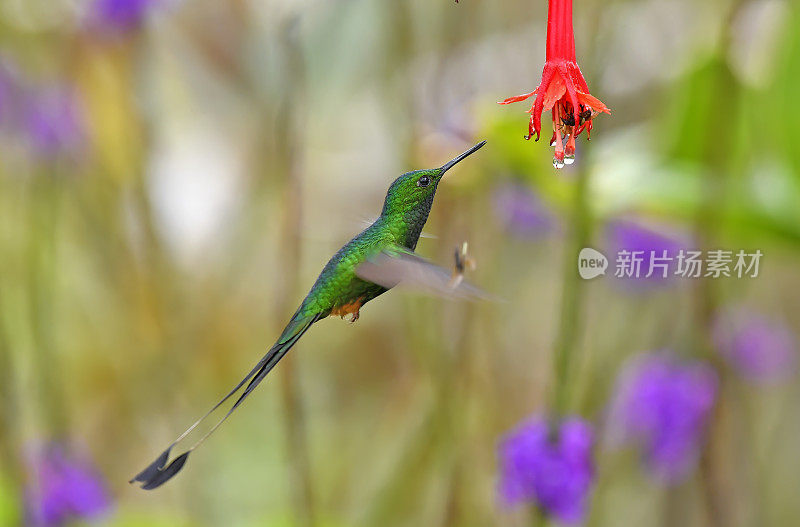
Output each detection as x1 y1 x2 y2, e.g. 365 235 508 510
550 166 591 419
28 171 67 436
0 271 22 493
530 504 546 527
688 10 744 520
275 16 316 527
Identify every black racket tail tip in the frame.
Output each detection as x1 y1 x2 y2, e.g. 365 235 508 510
139 452 191 490
129 447 172 485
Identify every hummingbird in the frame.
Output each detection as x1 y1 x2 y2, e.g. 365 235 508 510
130 141 487 489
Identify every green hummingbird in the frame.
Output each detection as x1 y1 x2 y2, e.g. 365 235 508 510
130 140 486 489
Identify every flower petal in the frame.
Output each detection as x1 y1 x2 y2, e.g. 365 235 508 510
541 74 566 112
498 90 538 105
577 90 611 114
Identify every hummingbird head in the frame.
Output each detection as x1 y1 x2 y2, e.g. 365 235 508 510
380 141 486 220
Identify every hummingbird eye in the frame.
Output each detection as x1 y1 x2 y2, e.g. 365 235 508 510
417 175 431 188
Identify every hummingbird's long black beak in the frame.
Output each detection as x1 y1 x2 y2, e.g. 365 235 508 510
439 140 486 175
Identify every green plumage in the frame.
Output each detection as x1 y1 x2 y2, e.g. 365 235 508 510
297 167 439 319
131 142 485 490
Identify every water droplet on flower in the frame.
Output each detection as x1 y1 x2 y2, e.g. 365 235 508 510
552 157 565 169
564 154 575 165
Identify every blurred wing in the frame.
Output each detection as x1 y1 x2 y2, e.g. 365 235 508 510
356 248 489 300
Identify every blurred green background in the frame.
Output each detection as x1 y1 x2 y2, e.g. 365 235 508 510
1 0 799 525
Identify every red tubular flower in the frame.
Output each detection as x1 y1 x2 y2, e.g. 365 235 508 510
499 0 610 168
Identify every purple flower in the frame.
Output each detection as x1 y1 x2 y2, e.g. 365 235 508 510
493 183 555 238
498 416 594 524
25 444 112 527
605 220 687 286
25 87 85 159
608 352 717 483
90 0 155 33
713 308 796 384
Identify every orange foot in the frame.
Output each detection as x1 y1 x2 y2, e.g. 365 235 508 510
331 297 364 324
